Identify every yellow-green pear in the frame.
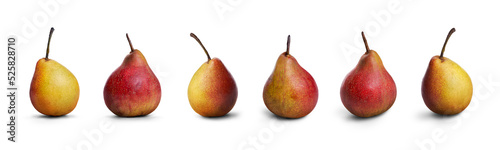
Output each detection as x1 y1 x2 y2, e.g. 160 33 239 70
422 28 473 115
30 27 80 116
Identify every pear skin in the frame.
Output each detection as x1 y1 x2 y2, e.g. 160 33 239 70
340 32 397 118
188 33 238 117
263 35 318 119
30 27 80 116
421 28 472 115
103 34 161 117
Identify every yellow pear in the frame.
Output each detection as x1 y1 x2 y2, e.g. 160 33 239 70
30 27 80 116
421 28 473 115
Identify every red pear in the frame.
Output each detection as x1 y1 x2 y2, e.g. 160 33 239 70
103 34 161 117
340 32 397 118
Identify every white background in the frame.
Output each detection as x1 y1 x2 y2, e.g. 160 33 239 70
1 0 500 149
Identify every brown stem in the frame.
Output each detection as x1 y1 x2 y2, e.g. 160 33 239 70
440 28 456 58
285 35 291 56
361 32 370 54
45 27 55 60
190 33 211 61
126 33 134 53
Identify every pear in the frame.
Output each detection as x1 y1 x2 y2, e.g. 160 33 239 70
103 34 161 117
340 32 397 118
188 33 238 117
263 35 318 119
30 27 80 116
421 28 472 115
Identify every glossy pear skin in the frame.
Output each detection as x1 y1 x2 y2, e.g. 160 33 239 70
263 52 318 118
30 59 80 116
340 50 397 117
104 50 161 117
188 58 238 117
421 56 472 115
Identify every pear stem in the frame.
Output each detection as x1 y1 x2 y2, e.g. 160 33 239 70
45 27 55 60
126 33 135 53
361 32 370 54
440 28 456 58
190 33 211 61
285 35 291 56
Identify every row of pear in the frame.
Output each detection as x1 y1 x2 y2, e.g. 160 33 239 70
30 28 472 118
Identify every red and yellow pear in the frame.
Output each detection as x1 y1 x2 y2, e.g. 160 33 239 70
263 35 318 119
187 33 238 117
103 34 161 117
340 32 397 118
